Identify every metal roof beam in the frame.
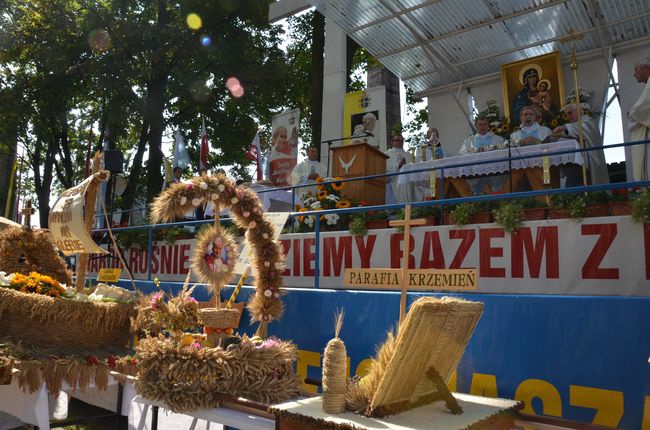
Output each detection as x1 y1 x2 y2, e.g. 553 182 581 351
401 9 650 82
375 0 567 60
346 0 442 34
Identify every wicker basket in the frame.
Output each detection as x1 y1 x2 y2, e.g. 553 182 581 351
200 307 241 329
0 288 135 350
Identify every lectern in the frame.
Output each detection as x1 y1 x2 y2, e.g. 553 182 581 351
331 142 389 205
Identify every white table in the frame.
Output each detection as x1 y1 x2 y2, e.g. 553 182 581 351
0 371 133 430
271 393 521 430
130 395 275 430
397 140 583 201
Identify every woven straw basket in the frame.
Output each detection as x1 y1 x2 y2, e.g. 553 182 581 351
200 307 241 329
0 288 135 350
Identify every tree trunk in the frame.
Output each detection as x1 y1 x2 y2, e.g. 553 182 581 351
120 120 149 224
36 138 58 228
0 135 17 220
310 11 325 157
145 0 170 203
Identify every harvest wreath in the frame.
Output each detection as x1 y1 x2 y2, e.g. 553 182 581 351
133 173 300 412
150 172 286 336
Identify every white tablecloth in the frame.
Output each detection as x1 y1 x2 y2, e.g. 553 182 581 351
0 373 134 430
398 139 583 187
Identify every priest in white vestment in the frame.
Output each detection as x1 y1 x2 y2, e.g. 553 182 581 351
459 117 505 154
552 103 609 185
628 58 650 180
510 106 552 145
460 117 507 194
384 134 410 204
291 146 327 198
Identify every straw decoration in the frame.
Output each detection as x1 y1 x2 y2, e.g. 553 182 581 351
0 227 72 286
322 310 347 414
150 173 286 336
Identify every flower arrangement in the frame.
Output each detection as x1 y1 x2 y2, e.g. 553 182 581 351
131 280 200 337
3 272 66 298
479 100 511 140
493 200 525 233
295 176 352 232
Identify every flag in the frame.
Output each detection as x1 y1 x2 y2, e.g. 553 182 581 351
245 132 263 180
200 119 209 171
84 128 93 178
173 129 191 169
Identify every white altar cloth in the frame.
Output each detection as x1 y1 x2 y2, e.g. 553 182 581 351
398 140 582 186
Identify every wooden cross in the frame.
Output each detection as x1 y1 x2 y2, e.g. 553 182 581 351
388 205 427 325
20 200 35 228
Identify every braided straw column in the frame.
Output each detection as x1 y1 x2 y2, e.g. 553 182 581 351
322 311 347 413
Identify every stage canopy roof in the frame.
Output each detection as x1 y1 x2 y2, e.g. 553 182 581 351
300 0 650 96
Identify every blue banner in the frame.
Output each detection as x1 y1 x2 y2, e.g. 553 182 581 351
122 280 650 428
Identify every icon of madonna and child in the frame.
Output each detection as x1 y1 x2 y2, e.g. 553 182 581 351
203 235 231 273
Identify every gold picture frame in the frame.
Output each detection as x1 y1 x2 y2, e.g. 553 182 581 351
501 52 565 127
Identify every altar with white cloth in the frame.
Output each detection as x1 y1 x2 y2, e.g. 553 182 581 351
396 139 584 202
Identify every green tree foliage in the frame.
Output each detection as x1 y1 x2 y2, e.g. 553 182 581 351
0 0 296 226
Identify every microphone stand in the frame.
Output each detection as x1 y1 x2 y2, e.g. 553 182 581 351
323 132 371 177
508 141 513 193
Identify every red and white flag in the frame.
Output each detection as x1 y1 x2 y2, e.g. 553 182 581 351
245 132 263 180
200 119 209 171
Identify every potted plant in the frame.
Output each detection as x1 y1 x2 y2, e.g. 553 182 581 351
631 189 650 224
493 200 524 233
448 203 484 227
610 188 633 216
549 194 586 221
584 191 610 218
348 213 368 236
521 197 547 220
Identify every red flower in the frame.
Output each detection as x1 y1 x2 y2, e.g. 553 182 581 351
107 356 117 368
86 355 100 366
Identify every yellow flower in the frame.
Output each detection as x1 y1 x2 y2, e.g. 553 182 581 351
316 176 324 183
502 124 510 132
299 207 309 212
336 200 351 208
317 191 328 200
331 181 343 191
491 127 498 134
550 119 558 128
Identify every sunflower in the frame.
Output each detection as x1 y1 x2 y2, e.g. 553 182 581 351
331 181 343 191
317 191 328 200
336 200 351 209
491 127 498 134
550 119 558 128
316 176 324 183
502 124 510 132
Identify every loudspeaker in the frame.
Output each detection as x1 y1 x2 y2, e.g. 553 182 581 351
104 150 124 173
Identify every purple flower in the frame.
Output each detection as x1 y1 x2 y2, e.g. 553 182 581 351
258 337 281 349
150 291 164 309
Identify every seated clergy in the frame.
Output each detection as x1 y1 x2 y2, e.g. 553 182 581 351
510 106 552 145
459 116 504 154
384 133 410 204
290 146 327 198
552 103 610 186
